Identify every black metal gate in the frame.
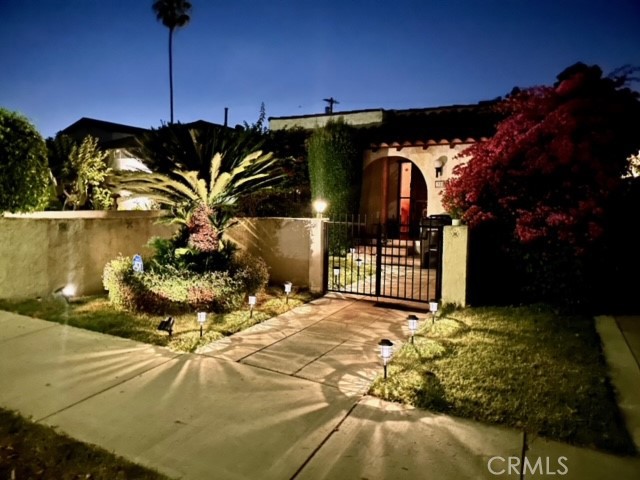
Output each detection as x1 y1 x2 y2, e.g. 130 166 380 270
323 214 450 303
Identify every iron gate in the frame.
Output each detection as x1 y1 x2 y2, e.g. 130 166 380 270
323 214 450 303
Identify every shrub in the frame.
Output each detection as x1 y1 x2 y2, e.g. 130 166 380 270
307 119 361 215
0 108 50 212
229 250 269 295
103 251 268 314
102 256 146 311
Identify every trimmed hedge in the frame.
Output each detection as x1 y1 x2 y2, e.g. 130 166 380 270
103 251 269 314
307 119 361 215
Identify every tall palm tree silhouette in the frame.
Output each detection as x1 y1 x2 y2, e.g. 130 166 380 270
152 0 192 124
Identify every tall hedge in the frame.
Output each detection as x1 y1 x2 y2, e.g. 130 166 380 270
307 120 361 215
0 108 50 212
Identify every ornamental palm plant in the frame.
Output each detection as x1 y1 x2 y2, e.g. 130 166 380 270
115 149 280 252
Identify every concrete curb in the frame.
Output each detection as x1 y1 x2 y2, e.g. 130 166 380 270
595 315 640 450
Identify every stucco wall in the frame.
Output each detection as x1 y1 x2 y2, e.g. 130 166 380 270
441 225 468 306
226 218 324 293
363 144 471 217
0 211 176 299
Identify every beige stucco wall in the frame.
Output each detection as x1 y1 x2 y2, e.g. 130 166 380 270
269 110 384 131
363 144 471 217
0 211 176 299
441 225 468 306
226 218 324 293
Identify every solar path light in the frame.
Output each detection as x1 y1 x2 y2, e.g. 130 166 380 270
407 314 419 344
333 266 340 288
378 338 394 380
284 281 292 304
248 295 257 318
429 300 439 324
356 258 363 281
197 311 207 338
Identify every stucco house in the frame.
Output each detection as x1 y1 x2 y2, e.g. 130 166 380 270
270 102 501 233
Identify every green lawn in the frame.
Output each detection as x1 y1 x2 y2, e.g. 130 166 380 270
369 304 636 455
0 286 317 353
0 408 169 480
328 255 376 289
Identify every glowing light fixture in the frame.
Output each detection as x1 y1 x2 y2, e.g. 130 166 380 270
197 312 207 338
407 314 419 344
313 199 327 218
332 266 341 288
248 295 257 318
284 281 292 304
54 284 77 303
378 338 394 379
429 300 439 323
434 156 446 178
61 284 76 298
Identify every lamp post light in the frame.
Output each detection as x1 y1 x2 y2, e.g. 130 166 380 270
248 295 257 318
356 257 363 281
313 199 327 219
333 266 341 288
197 311 207 338
429 300 439 324
378 338 394 380
284 281 292 304
407 314 419 344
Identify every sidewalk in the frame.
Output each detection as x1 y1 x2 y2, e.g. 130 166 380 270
1 297 639 479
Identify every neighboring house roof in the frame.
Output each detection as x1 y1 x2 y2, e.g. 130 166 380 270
59 118 230 150
60 117 149 150
269 101 503 146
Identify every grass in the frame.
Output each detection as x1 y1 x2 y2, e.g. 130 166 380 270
369 304 636 455
0 286 317 353
328 255 376 289
0 407 169 480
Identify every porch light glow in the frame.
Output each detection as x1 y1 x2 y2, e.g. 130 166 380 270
313 199 327 218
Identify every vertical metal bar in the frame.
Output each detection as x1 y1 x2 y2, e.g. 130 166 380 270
322 219 329 294
375 223 382 297
426 218 432 301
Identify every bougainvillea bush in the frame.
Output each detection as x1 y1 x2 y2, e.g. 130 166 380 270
442 63 640 308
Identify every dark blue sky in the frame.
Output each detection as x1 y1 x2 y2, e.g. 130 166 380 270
1 0 639 138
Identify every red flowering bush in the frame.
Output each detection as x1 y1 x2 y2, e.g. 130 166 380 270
443 63 640 307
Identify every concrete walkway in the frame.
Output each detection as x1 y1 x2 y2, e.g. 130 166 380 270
1 296 639 479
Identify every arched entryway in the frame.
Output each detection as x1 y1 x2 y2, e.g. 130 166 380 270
360 156 428 238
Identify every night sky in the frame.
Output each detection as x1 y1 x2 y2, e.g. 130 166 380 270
1 0 638 139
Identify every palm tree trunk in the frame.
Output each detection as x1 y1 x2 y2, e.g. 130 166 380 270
168 27 174 124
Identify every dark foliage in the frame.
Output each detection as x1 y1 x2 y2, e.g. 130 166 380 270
0 108 50 212
446 63 640 310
